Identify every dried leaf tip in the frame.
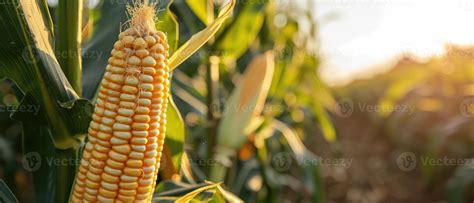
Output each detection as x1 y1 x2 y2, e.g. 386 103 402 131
127 0 157 33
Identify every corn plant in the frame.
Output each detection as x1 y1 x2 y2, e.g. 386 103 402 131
0 0 334 202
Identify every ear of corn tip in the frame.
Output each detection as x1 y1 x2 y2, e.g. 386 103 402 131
71 2 170 202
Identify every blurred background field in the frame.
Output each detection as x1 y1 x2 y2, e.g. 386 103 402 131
0 0 473 202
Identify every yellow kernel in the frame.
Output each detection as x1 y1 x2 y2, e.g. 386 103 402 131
112 144 131 154
119 94 136 102
119 101 136 109
144 158 156 166
96 132 112 140
118 195 135 202
142 166 155 173
145 36 156 46
120 175 138 182
116 116 133 124
133 115 150 122
135 107 150 114
110 137 128 145
126 160 143 168
112 50 127 59
151 53 165 62
139 91 153 99
140 74 153 83
94 144 108 153
142 56 156 66
133 38 147 49
122 85 138 94
101 173 119 183
85 179 100 189
132 131 148 137
99 188 117 198
104 166 122 176
123 168 142 177
151 43 164 53
139 178 153 186
111 59 126 67
114 41 124 50
106 159 125 169
157 31 166 41
107 82 122 90
140 84 154 91
132 123 149 131
131 145 146 152
109 151 127 162
113 123 131 131
109 74 124 84
125 76 139 86
99 124 112 133
130 137 148 145
92 150 107 160
118 108 134 117
119 189 136 196
156 61 166 68
86 171 101 182
127 56 141 65
122 36 134 47
135 49 149 58
143 67 156 75
129 152 144 159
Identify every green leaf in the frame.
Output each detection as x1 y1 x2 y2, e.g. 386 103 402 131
169 0 236 70
165 95 186 171
271 120 324 202
446 165 474 203
22 123 78 203
0 179 18 203
0 0 92 149
156 0 179 53
185 0 209 25
214 0 267 59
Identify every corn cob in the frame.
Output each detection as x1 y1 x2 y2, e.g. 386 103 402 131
71 2 169 202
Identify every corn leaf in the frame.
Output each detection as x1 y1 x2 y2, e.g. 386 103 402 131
0 179 18 203
185 0 209 25
169 0 236 70
272 120 324 203
160 95 186 176
0 0 92 149
217 52 274 149
213 0 267 59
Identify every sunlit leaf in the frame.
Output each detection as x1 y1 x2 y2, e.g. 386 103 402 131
169 0 236 70
214 0 267 59
185 0 209 25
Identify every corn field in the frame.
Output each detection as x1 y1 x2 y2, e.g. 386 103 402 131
0 0 473 202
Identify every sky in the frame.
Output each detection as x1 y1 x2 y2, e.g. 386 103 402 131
313 0 474 85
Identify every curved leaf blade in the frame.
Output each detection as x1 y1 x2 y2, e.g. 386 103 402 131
169 0 236 70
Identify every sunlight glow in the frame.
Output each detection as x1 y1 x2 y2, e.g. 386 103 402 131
315 0 474 85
